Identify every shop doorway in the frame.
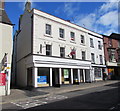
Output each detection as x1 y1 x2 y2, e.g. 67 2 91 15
73 69 79 84
80 69 84 82
27 68 33 87
52 68 59 86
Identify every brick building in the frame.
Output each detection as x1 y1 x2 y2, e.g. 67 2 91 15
103 33 120 80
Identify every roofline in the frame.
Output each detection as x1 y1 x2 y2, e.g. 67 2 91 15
32 8 102 36
0 21 15 26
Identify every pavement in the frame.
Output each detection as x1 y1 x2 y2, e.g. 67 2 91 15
0 80 119 105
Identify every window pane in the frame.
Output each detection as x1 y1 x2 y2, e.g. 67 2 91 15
90 38 94 47
60 47 65 57
46 45 51 56
81 35 84 44
46 24 51 35
71 32 75 40
82 51 85 60
59 28 64 38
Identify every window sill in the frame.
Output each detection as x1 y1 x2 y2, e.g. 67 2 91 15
70 40 76 44
90 46 94 48
80 43 85 46
44 34 53 38
58 38 66 41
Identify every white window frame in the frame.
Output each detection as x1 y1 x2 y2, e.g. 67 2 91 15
46 24 51 35
59 28 64 38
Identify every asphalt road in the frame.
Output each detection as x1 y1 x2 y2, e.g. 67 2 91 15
24 82 120 110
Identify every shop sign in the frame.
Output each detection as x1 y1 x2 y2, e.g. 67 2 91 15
37 76 47 84
0 73 6 86
64 69 69 78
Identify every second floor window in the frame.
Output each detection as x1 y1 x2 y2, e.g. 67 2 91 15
81 35 85 44
98 41 102 49
59 28 64 38
70 32 75 41
91 53 95 63
46 24 51 35
82 51 86 60
46 45 52 56
99 55 103 64
90 38 94 48
60 47 65 58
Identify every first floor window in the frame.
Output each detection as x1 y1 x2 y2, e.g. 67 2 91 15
46 45 52 56
99 55 103 64
91 53 95 63
82 51 86 60
60 47 65 57
108 49 116 62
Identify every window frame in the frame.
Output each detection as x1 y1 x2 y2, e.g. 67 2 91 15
82 51 86 60
98 41 102 50
59 28 64 38
60 47 65 58
91 53 95 63
46 24 51 35
70 32 75 41
90 38 94 48
81 35 85 44
46 44 52 56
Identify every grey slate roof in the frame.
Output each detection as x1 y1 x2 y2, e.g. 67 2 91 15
0 9 12 25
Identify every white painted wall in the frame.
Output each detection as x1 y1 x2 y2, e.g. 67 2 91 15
0 23 13 96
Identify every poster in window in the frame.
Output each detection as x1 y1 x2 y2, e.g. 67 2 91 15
64 69 69 78
37 76 47 84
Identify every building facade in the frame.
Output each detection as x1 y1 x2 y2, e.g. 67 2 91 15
103 33 120 80
0 0 13 95
14 2 106 88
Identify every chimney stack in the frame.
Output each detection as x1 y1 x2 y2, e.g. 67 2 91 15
0 0 4 10
25 0 31 12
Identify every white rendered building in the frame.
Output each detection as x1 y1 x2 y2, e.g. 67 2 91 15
15 1 106 88
0 0 13 95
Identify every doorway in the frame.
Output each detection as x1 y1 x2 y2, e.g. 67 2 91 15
52 68 59 86
27 68 33 87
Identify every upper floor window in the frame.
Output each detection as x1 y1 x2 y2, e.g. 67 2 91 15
118 40 120 48
98 41 102 49
82 51 86 60
91 53 95 63
81 35 85 44
70 48 76 59
108 49 116 62
46 45 52 56
70 32 75 41
118 50 120 62
90 38 94 48
59 28 64 38
46 24 51 35
99 55 103 64
108 39 112 47
60 47 65 58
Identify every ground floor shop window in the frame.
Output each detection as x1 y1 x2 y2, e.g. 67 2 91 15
37 68 50 87
62 69 71 84
94 68 102 78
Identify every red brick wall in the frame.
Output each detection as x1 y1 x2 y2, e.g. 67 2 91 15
103 37 119 62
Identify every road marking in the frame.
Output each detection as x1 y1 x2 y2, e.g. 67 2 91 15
10 95 68 109
109 107 115 110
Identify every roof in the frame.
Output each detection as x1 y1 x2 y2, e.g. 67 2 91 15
103 33 120 40
32 8 103 37
0 9 12 25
